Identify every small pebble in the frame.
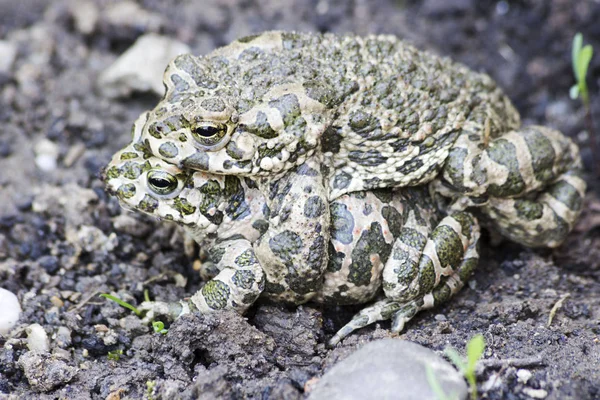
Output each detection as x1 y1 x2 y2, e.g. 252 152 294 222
522 387 548 399
38 255 60 274
0 40 17 74
517 369 532 384
34 139 60 172
481 372 503 392
63 142 86 167
68 0 99 34
55 326 72 348
26 323 50 352
0 288 22 335
50 296 64 308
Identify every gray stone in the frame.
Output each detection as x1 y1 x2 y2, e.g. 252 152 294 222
18 351 77 392
98 33 190 98
55 326 72 348
308 339 468 400
0 40 17 74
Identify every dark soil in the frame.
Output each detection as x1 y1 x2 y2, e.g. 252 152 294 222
1 1 599 399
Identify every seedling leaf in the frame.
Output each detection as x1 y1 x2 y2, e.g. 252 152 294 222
578 45 593 85
572 33 583 80
466 334 485 370
100 293 141 316
152 321 168 334
571 32 593 105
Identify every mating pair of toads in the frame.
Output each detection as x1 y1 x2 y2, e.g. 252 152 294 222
104 31 585 345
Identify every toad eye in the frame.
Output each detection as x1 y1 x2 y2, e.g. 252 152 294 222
191 122 230 150
147 170 178 195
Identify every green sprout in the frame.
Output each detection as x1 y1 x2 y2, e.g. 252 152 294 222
570 33 593 105
100 293 141 316
146 380 157 400
152 321 168 335
107 349 124 361
569 32 597 173
101 292 168 334
445 334 485 400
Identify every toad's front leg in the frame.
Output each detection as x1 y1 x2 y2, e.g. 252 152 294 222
253 157 331 304
139 237 265 322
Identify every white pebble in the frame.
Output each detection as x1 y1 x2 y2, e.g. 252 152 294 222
0 288 22 335
26 323 50 352
522 388 548 399
0 40 17 74
68 0 99 34
481 372 503 392
517 369 532 384
34 139 60 172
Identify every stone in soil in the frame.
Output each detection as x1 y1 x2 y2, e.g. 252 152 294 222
0 288 21 335
0 40 17 74
98 33 190 98
308 339 468 400
18 351 77 392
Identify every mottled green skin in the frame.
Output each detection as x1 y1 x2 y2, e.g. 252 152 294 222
120 31 585 249
105 143 480 344
139 31 520 197
104 31 588 344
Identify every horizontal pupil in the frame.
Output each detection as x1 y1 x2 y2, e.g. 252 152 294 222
194 126 220 137
151 178 171 188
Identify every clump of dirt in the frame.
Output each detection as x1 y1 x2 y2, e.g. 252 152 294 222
0 1 599 399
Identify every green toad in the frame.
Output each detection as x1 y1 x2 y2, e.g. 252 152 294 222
104 31 585 344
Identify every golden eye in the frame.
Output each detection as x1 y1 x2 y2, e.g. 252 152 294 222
191 122 229 150
147 170 178 195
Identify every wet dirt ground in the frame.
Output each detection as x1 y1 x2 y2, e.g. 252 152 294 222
0 0 599 399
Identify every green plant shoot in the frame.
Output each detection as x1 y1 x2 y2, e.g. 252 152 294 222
100 293 141 316
152 321 168 334
107 349 123 361
445 334 485 400
570 33 593 105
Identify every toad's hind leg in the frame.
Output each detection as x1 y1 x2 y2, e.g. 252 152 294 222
442 126 585 246
329 212 480 346
481 171 586 247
